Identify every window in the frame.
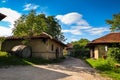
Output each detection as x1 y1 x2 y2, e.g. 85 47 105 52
105 46 108 51
51 44 54 51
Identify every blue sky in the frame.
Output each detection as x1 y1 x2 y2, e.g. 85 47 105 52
0 0 120 43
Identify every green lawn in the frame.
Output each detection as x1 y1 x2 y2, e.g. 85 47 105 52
0 51 63 68
86 58 120 80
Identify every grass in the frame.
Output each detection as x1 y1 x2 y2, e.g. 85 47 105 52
86 58 120 80
0 51 64 68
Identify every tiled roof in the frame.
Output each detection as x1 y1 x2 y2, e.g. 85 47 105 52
66 43 73 50
53 38 67 47
5 32 52 40
1 32 66 47
90 32 120 44
66 43 73 48
0 13 6 21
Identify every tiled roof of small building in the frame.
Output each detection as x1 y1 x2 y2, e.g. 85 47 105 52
0 13 6 21
5 32 51 40
66 43 73 48
90 32 120 44
1 32 66 47
66 43 73 50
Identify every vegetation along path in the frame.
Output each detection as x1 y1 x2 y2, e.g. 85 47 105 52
0 57 111 80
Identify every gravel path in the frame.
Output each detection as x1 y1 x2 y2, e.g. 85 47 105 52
0 57 112 80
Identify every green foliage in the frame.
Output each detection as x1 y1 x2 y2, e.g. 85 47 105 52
0 37 5 42
106 57 116 68
0 37 6 50
107 47 120 62
71 38 90 58
22 39 29 45
0 51 64 67
72 38 89 47
0 52 30 67
106 13 120 32
86 58 120 80
86 58 112 70
13 10 65 41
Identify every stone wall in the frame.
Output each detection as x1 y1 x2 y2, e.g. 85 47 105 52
91 45 107 59
1 38 64 59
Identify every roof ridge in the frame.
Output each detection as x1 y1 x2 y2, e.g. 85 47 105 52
110 32 120 33
91 32 120 43
91 33 109 42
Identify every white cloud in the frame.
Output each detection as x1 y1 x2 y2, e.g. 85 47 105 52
76 19 89 26
0 7 21 27
56 12 109 36
24 3 39 11
0 26 12 36
86 27 109 35
56 12 91 35
62 29 82 35
0 7 21 36
61 25 91 35
71 38 78 42
72 25 91 30
2 0 7 3
56 15 63 20
56 12 88 26
56 12 82 25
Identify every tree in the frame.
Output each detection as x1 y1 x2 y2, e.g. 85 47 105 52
13 10 65 41
106 13 120 32
71 38 90 58
46 16 66 41
72 38 90 47
107 47 120 62
106 13 120 63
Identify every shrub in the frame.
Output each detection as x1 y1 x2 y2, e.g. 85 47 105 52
72 44 90 58
71 38 90 58
86 58 120 80
107 47 120 62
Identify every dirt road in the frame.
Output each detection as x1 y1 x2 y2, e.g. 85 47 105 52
0 57 111 80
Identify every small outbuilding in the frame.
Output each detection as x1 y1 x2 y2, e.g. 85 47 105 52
66 43 73 56
1 32 66 59
87 32 120 59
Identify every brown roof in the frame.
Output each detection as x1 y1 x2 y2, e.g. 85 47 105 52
53 38 67 47
0 13 6 21
65 43 73 50
5 32 51 40
66 43 73 48
2 32 66 47
90 32 120 44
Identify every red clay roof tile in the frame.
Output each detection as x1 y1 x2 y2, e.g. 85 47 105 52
90 32 120 44
2 32 66 47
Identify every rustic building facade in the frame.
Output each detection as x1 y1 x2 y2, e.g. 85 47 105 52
1 33 66 59
87 32 120 59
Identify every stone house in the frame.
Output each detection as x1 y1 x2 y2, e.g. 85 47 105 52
66 43 73 56
87 32 120 59
1 32 66 59
0 13 6 49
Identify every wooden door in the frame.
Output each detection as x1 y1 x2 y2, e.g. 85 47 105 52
55 48 59 59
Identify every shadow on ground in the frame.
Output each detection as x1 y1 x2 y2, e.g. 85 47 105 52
0 66 70 80
0 54 63 68
47 57 96 74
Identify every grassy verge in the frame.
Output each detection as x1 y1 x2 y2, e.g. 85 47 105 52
86 58 120 80
0 52 64 68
